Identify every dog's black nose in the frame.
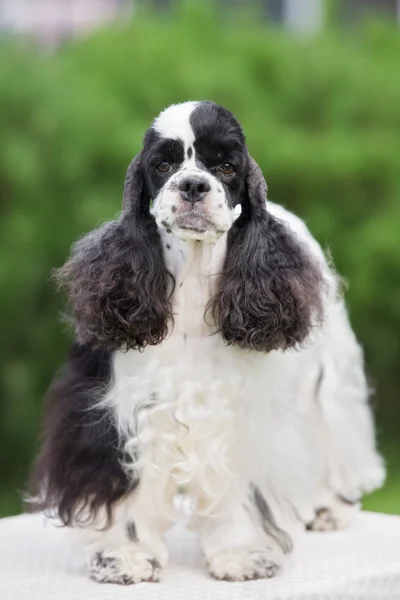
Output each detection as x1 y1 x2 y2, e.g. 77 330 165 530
178 177 211 203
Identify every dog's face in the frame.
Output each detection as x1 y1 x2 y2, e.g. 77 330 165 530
141 101 248 242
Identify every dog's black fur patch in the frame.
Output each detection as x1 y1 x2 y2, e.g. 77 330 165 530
208 157 325 353
190 101 248 208
28 343 136 526
252 484 293 553
56 153 175 351
126 521 138 542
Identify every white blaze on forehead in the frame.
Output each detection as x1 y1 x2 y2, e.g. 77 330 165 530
153 101 199 150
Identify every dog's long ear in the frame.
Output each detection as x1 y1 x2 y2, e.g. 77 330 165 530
56 152 173 350
208 156 325 352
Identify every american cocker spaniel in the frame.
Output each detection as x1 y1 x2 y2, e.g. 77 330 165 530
29 101 385 584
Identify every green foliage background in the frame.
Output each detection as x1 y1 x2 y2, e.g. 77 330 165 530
0 3 399 516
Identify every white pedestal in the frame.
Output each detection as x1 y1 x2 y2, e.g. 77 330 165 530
1 511 399 599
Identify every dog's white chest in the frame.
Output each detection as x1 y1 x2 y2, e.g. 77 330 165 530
145 379 238 490
110 333 246 511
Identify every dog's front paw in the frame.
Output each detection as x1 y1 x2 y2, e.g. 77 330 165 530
88 546 162 585
208 549 281 581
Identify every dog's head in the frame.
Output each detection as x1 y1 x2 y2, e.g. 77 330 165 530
58 101 325 352
140 101 247 243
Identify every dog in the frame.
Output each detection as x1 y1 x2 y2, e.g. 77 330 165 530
29 101 385 583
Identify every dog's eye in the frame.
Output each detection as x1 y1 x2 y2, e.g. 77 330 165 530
219 163 235 176
156 161 172 174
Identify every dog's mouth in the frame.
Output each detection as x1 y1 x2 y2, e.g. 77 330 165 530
174 207 214 233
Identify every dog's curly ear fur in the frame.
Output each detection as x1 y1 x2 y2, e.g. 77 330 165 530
56 152 173 350
209 156 325 352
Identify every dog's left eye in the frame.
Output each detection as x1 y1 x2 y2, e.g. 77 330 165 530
156 161 172 173
219 163 235 176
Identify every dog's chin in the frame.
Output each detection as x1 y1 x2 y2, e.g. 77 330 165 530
172 213 225 243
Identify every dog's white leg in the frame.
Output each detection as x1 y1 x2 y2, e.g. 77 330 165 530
191 485 291 581
68 472 173 585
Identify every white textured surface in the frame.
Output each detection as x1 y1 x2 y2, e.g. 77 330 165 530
0 512 399 599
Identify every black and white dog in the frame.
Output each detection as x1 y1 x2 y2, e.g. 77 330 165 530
30 101 385 584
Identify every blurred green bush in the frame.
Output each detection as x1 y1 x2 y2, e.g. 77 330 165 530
0 3 399 516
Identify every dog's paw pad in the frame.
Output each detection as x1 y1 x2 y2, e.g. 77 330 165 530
208 550 281 581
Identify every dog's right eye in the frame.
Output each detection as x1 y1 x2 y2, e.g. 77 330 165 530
156 161 172 174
